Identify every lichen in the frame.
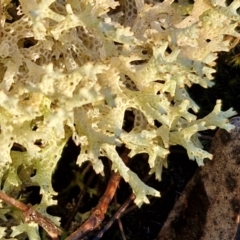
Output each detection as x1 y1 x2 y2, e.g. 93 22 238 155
0 0 238 238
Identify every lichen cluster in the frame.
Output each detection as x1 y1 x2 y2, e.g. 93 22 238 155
0 0 239 239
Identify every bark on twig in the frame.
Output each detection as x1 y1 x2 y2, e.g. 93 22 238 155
0 190 62 240
66 148 130 240
93 194 136 240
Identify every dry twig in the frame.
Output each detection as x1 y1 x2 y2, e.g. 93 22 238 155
93 194 136 240
66 148 130 240
0 190 62 240
64 171 95 230
93 174 151 239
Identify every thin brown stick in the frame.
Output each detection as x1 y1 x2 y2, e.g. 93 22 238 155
118 217 127 240
114 195 126 240
93 173 152 239
66 148 130 240
64 171 95 230
93 194 136 240
0 190 62 240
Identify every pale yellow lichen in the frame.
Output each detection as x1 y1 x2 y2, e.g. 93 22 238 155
0 0 238 237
